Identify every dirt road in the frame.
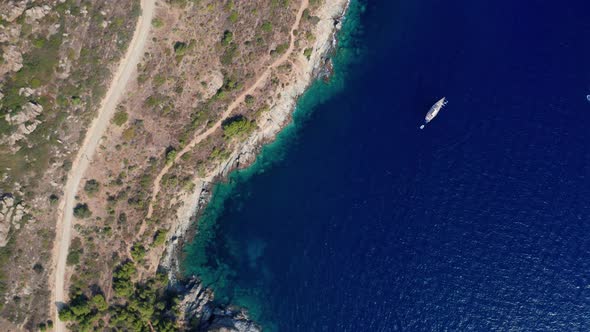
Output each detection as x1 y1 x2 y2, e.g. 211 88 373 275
51 0 156 330
143 0 310 224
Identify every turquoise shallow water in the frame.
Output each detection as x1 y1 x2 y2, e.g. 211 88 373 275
183 0 590 330
182 1 365 328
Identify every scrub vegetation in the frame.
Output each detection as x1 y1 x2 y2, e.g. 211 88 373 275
59 260 178 331
0 0 342 329
0 0 140 328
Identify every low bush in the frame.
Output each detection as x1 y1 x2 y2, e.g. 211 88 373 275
222 115 256 139
112 110 128 126
73 203 92 219
83 179 100 196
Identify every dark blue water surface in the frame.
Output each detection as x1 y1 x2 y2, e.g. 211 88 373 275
184 0 590 330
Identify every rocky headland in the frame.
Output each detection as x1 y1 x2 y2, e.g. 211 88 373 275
164 0 351 329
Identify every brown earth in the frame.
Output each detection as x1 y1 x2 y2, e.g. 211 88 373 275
0 0 348 330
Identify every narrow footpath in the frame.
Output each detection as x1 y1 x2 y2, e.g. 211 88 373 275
142 0 310 231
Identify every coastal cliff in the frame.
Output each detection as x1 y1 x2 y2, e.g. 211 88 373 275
164 0 351 329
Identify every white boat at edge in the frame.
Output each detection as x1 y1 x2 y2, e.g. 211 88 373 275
420 97 447 129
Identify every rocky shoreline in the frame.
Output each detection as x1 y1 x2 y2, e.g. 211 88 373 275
163 0 351 330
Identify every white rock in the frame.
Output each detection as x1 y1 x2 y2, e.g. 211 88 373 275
2 45 23 72
19 87 34 97
6 102 43 125
1 1 27 22
3 196 14 208
25 6 51 21
22 120 41 135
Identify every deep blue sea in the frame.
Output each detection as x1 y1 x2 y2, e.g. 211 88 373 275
183 0 590 330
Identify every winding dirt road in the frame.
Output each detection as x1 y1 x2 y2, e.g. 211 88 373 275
51 0 156 330
143 0 310 224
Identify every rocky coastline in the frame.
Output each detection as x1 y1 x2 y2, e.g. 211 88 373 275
163 0 351 330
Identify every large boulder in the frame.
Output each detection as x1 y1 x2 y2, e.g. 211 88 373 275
176 277 261 332
25 5 52 21
1 1 27 23
3 102 44 147
0 195 15 247
1 45 23 73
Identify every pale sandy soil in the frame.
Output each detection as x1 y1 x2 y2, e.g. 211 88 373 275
50 0 156 331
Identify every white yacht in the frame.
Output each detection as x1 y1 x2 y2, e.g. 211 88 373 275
420 97 447 129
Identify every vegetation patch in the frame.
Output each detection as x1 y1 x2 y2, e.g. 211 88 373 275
130 243 146 262
152 229 168 247
271 42 289 56
222 115 256 139
83 179 100 196
73 203 92 219
112 110 129 126
304 47 313 60
60 261 178 331
165 147 177 165
151 17 164 28
261 21 273 33
66 238 83 266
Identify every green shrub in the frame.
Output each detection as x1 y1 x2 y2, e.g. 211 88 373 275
174 42 189 60
221 30 233 46
73 203 92 219
152 229 168 247
271 42 289 56
58 307 75 321
66 250 81 266
165 147 177 165
303 47 313 60
154 74 166 86
112 261 137 298
222 116 256 139
245 94 255 106
220 43 238 65
261 21 273 33
112 110 128 126
271 0 290 7
49 194 59 205
228 11 239 23
83 179 100 195
130 243 146 261
151 18 163 28
67 238 83 266
209 147 230 161
91 294 108 312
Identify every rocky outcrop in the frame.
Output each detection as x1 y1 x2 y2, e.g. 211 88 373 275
163 1 351 330
200 71 224 101
25 5 51 21
1 45 23 73
0 24 21 43
177 277 261 332
0 194 30 247
0 1 27 23
3 101 44 147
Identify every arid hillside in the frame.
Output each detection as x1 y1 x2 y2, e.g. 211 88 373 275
1 0 348 331
0 0 138 330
